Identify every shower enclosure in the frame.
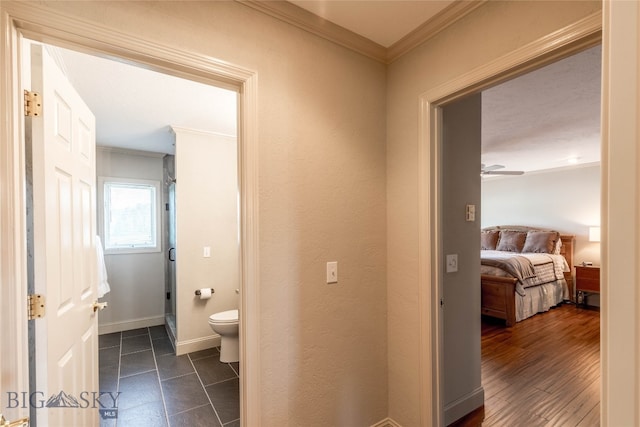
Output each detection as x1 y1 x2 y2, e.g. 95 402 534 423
163 154 177 347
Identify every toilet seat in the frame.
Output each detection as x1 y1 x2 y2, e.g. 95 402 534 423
208 309 238 324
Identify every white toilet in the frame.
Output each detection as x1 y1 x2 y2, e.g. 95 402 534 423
208 309 239 363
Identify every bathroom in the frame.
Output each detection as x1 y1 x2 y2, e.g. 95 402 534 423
49 45 242 424
96 129 241 425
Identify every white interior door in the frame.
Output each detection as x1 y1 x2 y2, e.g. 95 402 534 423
29 43 99 426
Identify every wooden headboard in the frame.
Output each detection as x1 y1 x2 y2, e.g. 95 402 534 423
559 234 575 298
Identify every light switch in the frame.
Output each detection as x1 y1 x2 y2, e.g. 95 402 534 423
466 204 476 222
446 254 458 273
203 246 211 258
326 261 338 284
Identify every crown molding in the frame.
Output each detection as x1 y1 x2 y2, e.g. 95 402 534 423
387 0 488 63
237 0 487 64
238 0 387 63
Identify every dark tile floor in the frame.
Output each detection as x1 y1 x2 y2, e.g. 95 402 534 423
99 326 240 427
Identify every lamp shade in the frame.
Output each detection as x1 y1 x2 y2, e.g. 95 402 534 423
588 226 601 242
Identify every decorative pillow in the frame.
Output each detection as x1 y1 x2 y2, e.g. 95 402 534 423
496 230 527 252
553 237 563 254
481 230 500 250
522 230 560 253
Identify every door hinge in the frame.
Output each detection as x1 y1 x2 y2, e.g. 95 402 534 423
0 413 29 427
28 294 45 320
24 90 42 117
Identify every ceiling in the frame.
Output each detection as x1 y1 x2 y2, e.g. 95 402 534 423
55 46 237 155
481 44 601 174
51 1 601 173
289 0 454 47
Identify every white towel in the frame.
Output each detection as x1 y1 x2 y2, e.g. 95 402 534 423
96 236 111 298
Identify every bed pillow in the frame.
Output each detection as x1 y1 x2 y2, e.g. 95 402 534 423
553 237 563 254
496 230 527 252
522 230 560 253
481 230 500 250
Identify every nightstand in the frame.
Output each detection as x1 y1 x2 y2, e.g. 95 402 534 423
575 265 600 305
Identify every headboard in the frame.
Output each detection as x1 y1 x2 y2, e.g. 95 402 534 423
483 225 575 293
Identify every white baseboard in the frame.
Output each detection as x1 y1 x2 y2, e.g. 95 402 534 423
370 417 402 427
444 386 485 426
175 334 221 356
98 315 165 335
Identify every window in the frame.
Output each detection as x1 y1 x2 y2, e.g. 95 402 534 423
100 177 161 253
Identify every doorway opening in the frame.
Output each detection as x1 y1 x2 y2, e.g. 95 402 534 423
441 44 602 426
416 20 602 425
25 38 242 425
1 7 259 425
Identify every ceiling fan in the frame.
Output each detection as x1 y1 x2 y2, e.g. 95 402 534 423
481 164 525 176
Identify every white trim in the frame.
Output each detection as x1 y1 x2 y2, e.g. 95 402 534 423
443 386 484 426
417 12 602 426
175 334 222 356
601 1 640 424
98 177 162 255
387 1 487 63
370 417 402 427
98 315 165 335
239 0 487 65
97 145 166 158
0 2 260 426
0 6 29 421
238 0 386 63
170 125 237 140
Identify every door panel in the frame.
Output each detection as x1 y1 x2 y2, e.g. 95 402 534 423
30 43 99 426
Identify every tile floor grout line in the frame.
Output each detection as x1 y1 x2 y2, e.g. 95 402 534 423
201 376 240 388
110 332 121 427
120 347 155 356
168 402 212 418
229 363 239 377
188 351 225 427
157 370 199 382
147 327 172 427
119 368 158 379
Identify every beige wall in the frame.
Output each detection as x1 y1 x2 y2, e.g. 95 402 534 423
33 1 388 425
173 128 239 351
386 1 601 425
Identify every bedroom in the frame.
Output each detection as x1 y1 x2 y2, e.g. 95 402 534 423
441 44 601 425
480 44 601 311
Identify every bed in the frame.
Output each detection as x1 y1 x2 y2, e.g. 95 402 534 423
480 226 575 326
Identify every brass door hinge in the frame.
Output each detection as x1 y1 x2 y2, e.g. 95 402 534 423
0 413 29 427
24 90 42 117
28 294 45 320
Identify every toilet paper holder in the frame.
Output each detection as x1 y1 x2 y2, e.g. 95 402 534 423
195 288 215 296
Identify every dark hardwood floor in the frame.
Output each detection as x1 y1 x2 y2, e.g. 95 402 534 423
481 304 600 427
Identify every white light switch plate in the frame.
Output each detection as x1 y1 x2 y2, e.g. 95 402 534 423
326 261 338 284
446 254 458 273
203 246 211 258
